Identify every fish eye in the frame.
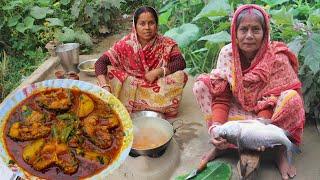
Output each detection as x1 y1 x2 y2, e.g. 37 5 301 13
223 131 227 137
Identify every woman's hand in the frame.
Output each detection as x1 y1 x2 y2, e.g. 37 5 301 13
145 68 163 83
209 124 230 150
211 137 230 150
97 75 111 92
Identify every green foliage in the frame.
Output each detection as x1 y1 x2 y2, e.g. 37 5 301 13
193 0 232 21
308 9 320 29
0 0 125 54
287 36 303 55
198 31 231 44
46 18 64 27
30 6 53 19
175 161 232 180
55 28 93 47
0 50 46 102
300 33 320 74
261 0 290 7
270 7 294 26
164 23 200 48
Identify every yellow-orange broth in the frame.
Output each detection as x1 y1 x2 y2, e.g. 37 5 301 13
132 127 170 150
3 88 124 179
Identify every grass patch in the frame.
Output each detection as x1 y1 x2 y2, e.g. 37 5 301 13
0 50 47 102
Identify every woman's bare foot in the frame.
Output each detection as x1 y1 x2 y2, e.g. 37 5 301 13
276 146 296 179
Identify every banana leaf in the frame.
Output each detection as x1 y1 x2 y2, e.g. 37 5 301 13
175 161 232 180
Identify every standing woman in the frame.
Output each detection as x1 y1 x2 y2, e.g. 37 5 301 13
95 6 188 118
193 4 305 179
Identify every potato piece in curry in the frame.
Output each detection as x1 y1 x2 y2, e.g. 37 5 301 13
77 94 94 118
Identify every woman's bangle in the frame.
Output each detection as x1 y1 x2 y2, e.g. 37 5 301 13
161 67 166 77
100 84 111 89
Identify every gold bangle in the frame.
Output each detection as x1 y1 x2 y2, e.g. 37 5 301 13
161 67 166 77
100 84 111 88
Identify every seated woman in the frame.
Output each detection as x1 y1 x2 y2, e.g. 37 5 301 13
95 6 188 118
193 4 304 179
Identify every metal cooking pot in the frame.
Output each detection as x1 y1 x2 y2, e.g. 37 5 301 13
56 43 80 73
130 111 181 157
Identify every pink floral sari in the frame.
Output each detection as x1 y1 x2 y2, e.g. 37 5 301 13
193 4 305 143
103 27 188 118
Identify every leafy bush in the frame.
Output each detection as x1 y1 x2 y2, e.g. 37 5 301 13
0 0 125 53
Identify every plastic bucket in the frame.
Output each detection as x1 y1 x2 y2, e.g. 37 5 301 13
56 43 80 72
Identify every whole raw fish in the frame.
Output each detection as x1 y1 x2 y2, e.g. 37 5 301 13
212 119 301 163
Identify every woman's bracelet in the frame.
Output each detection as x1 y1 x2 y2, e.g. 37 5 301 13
161 67 166 77
100 84 111 89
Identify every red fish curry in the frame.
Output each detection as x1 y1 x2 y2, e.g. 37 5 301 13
3 88 124 179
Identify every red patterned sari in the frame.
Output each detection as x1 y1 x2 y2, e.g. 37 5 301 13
194 4 305 143
103 28 188 118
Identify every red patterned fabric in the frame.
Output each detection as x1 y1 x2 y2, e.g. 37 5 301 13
95 53 186 76
230 5 301 112
95 54 111 76
166 54 186 73
230 5 304 143
103 27 180 79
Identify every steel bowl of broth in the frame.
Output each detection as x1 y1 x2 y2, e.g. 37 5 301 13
78 59 97 76
130 111 174 157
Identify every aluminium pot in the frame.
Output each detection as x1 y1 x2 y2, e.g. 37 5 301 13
130 111 181 157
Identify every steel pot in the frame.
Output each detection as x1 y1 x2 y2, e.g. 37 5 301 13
130 111 181 157
56 43 80 73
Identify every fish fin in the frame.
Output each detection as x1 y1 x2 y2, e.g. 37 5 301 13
236 133 245 154
284 130 292 137
256 117 271 125
287 150 293 165
290 143 302 154
237 120 259 124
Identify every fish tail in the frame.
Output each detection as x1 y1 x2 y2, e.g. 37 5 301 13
290 143 302 154
287 150 293 165
286 143 301 165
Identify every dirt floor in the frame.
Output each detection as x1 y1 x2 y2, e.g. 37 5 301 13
91 32 128 54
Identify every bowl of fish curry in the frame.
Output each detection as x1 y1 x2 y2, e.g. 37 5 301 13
0 79 133 179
